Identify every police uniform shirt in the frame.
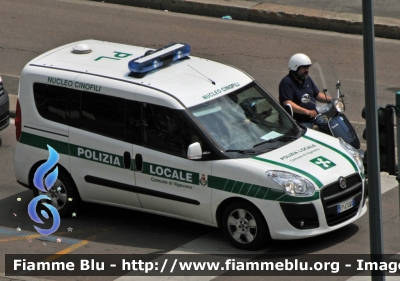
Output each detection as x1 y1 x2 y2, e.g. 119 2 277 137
279 73 319 122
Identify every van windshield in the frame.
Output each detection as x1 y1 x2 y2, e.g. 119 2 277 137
189 83 299 154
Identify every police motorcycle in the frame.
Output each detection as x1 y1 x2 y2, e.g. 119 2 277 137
285 81 362 152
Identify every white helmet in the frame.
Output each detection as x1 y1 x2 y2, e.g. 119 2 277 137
288 53 312 71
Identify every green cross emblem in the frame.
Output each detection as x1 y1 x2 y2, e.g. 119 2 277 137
310 156 336 170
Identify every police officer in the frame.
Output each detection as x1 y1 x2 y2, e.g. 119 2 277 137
279 53 331 134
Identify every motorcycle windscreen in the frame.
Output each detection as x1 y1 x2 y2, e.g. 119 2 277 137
328 114 361 149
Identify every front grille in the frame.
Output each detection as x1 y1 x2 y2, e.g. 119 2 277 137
321 173 363 227
0 111 9 127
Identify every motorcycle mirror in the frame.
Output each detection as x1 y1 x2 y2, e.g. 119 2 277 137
301 94 312 104
336 80 345 98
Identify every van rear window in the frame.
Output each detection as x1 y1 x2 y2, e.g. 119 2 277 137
33 83 127 141
33 83 69 125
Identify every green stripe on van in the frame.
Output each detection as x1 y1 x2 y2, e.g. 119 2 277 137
208 175 319 202
19 132 319 202
303 135 358 172
141 162 199 185
19 132 69 155
252 157 324 188
19 132 133 169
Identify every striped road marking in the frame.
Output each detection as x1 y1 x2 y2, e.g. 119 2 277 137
0 226 113 276
114 231 267 281
346 253 400 281
0 227 83 245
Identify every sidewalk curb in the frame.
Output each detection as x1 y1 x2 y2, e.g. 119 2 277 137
90 0 400 40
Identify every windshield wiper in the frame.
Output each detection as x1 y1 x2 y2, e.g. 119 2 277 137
225 149 256 154
253 135 298 148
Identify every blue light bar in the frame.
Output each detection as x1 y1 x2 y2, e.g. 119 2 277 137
128 43 190 74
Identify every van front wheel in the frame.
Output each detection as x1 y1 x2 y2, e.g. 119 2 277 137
33 171 79 217
221 201 269 250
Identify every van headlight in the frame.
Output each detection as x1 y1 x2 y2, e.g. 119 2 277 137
266 171 315 196
339 137 364 174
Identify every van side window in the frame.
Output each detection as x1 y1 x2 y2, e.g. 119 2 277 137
33 83 70 125
142 104 202 158
81 92 125 140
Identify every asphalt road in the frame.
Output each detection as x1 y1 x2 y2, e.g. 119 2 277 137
0 0 400 280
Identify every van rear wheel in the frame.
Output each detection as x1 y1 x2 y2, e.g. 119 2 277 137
221 201 270 250
33 170 79 217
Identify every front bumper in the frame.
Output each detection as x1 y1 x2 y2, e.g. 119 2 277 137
262 173 367 239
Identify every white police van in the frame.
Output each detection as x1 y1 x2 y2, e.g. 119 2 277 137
14 40 367 250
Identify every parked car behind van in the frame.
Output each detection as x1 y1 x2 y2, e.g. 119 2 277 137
0 75 10 145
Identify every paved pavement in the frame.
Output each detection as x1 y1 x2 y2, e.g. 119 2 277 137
88 0 400 40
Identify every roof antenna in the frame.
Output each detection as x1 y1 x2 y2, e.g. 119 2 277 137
188 65 216 85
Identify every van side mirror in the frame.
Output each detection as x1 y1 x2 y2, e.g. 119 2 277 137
187 142 202 160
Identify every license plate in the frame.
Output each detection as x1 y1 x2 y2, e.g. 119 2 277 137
337 198 355 213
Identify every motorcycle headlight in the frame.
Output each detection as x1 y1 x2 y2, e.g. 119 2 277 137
266 171 315 196
339 137 364 174
334 99 345 112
